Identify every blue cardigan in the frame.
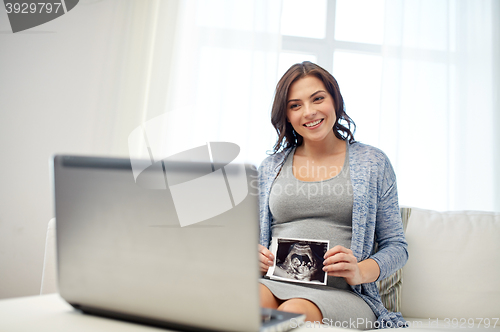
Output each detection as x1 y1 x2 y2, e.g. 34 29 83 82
258 141 408 328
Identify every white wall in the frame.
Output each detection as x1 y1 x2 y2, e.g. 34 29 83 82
0 0 176 299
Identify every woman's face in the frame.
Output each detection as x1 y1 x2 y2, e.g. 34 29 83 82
286 75 336 145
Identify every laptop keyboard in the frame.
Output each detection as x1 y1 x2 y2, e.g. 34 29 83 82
261 308 305 332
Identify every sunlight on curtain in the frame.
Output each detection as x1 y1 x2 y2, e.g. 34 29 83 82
335 0 385 44
157 0 283 167
281 0 327 39
333 51 383 145
377 0 499 211
328 0 498 212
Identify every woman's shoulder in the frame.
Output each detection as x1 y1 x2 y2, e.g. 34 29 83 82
349 141 398 187
258 148 292 170
349 141 391 166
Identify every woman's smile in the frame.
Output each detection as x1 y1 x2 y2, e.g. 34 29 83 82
303 118 324 129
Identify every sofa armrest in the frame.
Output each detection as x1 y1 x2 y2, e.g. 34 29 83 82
40 218 57 295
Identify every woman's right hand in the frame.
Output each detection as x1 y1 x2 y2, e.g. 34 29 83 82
259 244 275 274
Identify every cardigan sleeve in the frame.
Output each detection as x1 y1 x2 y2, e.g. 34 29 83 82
258 161 270 248
370 158 409 281
257 156 276 249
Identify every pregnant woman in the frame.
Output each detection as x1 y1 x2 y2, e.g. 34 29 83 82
257 61 408 329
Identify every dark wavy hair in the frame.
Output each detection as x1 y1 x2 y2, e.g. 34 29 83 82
271 61 356 154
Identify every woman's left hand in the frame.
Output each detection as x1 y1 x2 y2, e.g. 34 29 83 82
322 245 363 286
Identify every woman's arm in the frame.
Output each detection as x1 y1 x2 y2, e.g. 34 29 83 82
324 151 408 285
357 258 380 284
369 159 408 281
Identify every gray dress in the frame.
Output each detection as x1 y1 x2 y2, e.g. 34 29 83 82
259 146 377 329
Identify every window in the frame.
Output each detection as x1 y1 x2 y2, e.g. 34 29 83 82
279 0 385 145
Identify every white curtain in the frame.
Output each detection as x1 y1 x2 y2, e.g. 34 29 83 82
377 0 500 212
141 0 499 212
136 0 283 167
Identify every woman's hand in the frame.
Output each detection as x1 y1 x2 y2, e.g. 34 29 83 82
259 244 274 274
322 245 380 286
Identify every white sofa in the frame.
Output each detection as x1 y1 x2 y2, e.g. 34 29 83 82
379 207 500 330
41 207 500 330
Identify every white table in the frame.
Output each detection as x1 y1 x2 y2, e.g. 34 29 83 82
1 294 498 332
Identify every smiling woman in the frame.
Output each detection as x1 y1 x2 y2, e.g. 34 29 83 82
257 62 408 329
271 62 355 154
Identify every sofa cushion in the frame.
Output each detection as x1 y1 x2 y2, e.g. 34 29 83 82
400 207 500 319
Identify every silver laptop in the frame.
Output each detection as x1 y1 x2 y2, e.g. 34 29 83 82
52 155 305 332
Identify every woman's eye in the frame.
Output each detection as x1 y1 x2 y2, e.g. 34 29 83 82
314 96 324 102
290 104 300 109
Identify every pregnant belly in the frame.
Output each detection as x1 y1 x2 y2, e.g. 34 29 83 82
271 219 352 250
